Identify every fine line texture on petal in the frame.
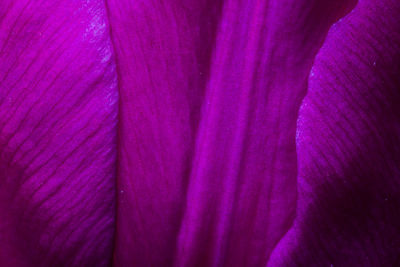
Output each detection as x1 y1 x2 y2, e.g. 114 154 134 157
2 0 398 266
0 1 118 266
268 0 400 265
106 0 223 265
107 0 356 266
175 1 356 266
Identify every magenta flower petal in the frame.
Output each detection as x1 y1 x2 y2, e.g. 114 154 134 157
0 1 117 266
174 1 357 266
107 0 356 266
2 0 399 265
106 1 223 265
268 0 400 266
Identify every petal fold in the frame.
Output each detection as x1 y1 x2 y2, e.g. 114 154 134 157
268 0 400 265
107 0 356 266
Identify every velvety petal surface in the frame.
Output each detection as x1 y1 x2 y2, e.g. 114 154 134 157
107 0 223 265
0 1 117 266
268 0 400 266
107 0 355 266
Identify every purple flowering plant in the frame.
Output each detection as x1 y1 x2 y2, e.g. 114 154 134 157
0 0 399 266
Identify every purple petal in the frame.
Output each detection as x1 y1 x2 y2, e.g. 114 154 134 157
268 0 400 265
0 1 117 266
107 0 222 265
107 0 355 266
